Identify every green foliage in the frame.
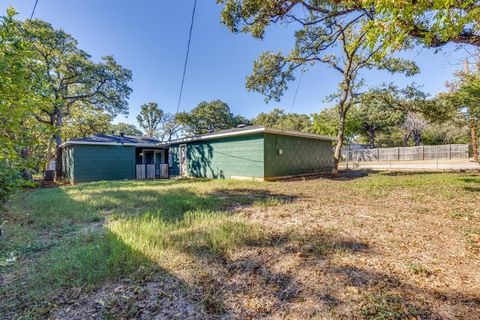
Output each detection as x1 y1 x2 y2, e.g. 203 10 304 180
355 84 431 147
440 62 480 158
135 104 180 141
246 52 295 102
110 122 143 136
443 63 480 119
156 112 182 141
311 107 361 141
21 18 132 175
252 108 312 131
1 9 134 181
63 106 113 140
136 102 164 137
0 8 49 194
421 118 470 145
220 1 420 171
357 90 406 147
218 0 480 48
366 0 480 48
177 100 247 135
0 160 23 203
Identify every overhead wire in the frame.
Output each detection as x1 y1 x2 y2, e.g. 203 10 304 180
174 0 197 117
289 69 304 113
30 0 39 19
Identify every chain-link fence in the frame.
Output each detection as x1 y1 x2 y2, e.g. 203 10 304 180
343 144 469 162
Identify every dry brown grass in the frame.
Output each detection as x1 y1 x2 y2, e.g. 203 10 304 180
1 171 479 319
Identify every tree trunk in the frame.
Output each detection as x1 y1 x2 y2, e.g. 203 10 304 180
471 118 478 162
332 110 346 176
367 127 375 148
45 138 54 171
20 148 33 181
413 130 422 146
403 132 410 147
54 112 64 180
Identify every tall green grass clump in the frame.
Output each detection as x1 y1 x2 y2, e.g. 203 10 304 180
31 230 150 291
109 210 264 258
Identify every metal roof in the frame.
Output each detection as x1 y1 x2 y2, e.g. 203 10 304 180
60 134 161 148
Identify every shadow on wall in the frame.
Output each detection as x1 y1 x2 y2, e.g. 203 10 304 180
188 143 227 179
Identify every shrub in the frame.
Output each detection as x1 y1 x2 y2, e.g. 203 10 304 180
0 160 24 203
0 159 36 203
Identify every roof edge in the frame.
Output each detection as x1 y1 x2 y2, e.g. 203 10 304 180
60 141 162 148
160 127 335 146
264 128 336 141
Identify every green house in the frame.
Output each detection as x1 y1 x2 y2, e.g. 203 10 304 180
61 126 334 184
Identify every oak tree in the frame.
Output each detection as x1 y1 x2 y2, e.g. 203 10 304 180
222 7 418 173
177 100 245 135
110 122 143 136
136 102 164 137
22 19 132 178
252 108 312 132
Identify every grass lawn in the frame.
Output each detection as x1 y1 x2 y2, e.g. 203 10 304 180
1 172 479 319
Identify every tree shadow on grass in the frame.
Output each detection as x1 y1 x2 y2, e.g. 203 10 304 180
460 176 480 192
1 184 300 318
5 182 480 319
1 229 217 320
70 177 211 191
177 226 480 318
325 264 480 319
13 183 297 230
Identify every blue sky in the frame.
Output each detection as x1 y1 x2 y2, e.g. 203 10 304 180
2 0 473 126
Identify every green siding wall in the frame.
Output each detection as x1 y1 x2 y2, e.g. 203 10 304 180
169 144 180 176
71 145 136 183
170 133 264 179
263 133 333 178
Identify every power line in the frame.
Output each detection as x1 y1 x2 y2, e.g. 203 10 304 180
175 0 197 116
289 70 304 113
30 0 39 19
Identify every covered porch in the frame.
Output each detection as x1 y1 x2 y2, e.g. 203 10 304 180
135 147 170 179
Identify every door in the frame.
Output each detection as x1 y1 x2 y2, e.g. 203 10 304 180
144 151 154 164
179 144 187 176
143 150 155 179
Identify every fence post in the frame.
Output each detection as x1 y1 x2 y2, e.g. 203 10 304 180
346 147 349 170
422 145 425 160
449 144 451 160
397 147 400 161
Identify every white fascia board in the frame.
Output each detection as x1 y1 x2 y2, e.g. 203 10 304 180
159 127 335 146
157 127 265 146
264 128 336 141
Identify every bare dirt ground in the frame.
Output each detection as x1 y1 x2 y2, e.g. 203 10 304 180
340 159 480 171
2 171 480 319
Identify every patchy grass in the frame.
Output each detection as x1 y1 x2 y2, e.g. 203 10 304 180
361 293 424 320
253 195 291 207
465 228 480 253
405 262 431 277
1 171 480 319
